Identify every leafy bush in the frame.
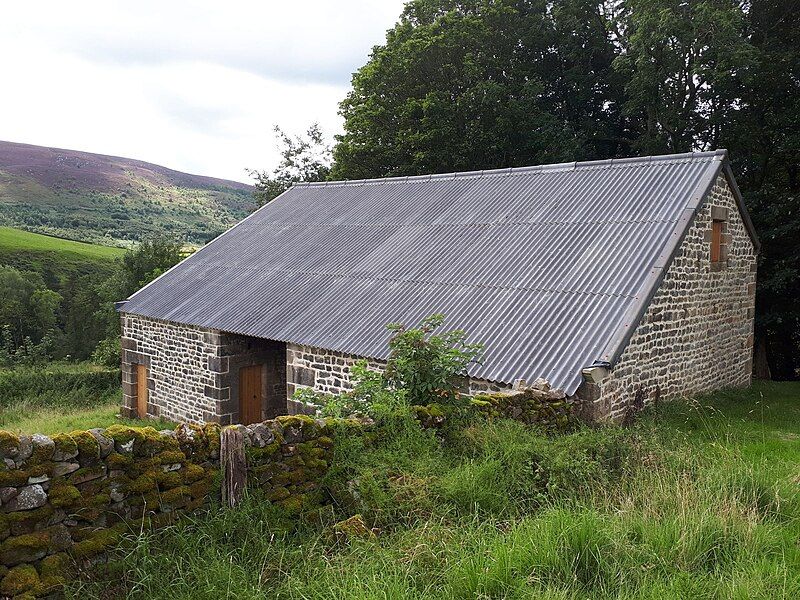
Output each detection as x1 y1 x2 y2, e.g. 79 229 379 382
315 315 482 421
91 337 121 368
384 314 482 408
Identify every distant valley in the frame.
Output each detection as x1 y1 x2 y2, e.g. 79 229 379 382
0 140 255 246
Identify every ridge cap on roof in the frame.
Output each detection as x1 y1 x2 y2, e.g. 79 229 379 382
295 149 728 188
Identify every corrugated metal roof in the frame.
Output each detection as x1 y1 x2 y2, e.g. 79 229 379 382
122 150 747 394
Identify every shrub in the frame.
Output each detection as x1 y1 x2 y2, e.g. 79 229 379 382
91 337 121 368
384 314 482 408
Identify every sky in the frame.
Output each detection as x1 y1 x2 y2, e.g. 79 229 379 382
0 1 406 183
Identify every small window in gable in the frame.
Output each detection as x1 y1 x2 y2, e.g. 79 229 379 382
708 205 729 271
711 220 724 263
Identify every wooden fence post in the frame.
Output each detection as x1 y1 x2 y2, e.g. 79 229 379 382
220 427 247 508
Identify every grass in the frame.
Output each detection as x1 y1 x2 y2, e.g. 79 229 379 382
1 399 175 435
0 362 175 434
0 225 123 292
0 226 125 260
69 381 800 599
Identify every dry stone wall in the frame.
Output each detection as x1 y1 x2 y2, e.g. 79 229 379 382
0 389 563 597
580 174 757 422
0 414 339 597
286 342 512 413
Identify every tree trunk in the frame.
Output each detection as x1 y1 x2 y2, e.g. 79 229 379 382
220 427 247 508
753 336 771 380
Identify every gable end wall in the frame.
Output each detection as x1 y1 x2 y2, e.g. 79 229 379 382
581 173 757 421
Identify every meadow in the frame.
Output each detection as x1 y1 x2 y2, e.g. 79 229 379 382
0 363 174 434
69 382 800 599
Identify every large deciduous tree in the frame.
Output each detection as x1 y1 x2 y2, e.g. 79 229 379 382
331 0 627 180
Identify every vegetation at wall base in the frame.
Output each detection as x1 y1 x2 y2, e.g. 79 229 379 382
67 382 800 599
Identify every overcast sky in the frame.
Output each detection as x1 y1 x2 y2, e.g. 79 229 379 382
0 1 406 183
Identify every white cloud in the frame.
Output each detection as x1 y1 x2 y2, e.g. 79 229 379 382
0 1 405 182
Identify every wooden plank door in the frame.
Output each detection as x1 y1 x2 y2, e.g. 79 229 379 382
136 364 149 418
239 365 263 425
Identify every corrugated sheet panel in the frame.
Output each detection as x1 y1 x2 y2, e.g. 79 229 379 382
122 151 728 394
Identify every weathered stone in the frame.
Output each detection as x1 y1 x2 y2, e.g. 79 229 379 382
88 429 114 458
48 524 72 551
69 466 106 485
15 436 32 464
0 488 18 504
52 462 80 477
283 427 302 444
26 474 49 485
247 423 275 448
31 434 55 462
530 377 551 392
0 531 49 565
0 564 40 595
5 485 47 512
116 439 134 455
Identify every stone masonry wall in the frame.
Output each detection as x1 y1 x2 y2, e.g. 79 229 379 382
121 315 286 425
0 415 337 597
286 342 512 413
580 174 757 422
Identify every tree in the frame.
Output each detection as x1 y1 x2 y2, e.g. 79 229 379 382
720 1 800 378
332 0 800 378
615 0 755 154
331 0 628 180
0 266 61 357
248 124 332 206
118 237 184 296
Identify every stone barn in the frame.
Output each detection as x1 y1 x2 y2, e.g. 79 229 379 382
117 150 759 424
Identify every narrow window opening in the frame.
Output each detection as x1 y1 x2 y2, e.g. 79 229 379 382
710 220 724 264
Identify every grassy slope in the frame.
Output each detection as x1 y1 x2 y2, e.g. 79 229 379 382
0 362 175 434
0 226 124 261
71 382 800 599
0 226 123 284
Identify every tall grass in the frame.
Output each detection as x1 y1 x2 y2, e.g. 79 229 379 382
70 383 800 599
0 363 174 433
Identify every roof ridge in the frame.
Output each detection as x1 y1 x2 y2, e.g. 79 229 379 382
297 150 728 189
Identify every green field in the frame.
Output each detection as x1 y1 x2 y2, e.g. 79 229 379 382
0 226 124 260
0 226 123 285
0 362 174 434
71 382 800 599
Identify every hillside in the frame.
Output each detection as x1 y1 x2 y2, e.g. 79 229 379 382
0 140 255 245
0 226 123 286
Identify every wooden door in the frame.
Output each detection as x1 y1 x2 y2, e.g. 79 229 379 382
136 364 149 418
239 365 263 425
